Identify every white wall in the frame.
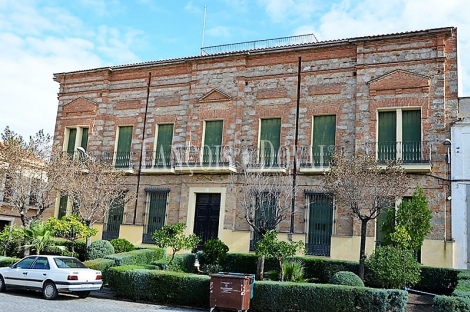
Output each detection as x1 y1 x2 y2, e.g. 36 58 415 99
451 119 470 269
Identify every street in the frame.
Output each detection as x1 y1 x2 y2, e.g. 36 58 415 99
0 289 202 312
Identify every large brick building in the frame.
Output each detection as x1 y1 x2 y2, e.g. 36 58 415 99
51 27 459 267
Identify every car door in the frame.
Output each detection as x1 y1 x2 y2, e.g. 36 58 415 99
26 257 50 289
5 256 36 287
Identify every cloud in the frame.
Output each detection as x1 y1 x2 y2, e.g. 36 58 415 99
258 0 321 24
0 1 145 138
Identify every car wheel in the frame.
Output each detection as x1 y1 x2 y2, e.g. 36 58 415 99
0 275 6 292
77 291 90 298
42 281 58 300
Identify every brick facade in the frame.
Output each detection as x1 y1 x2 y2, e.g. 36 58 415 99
51 27 459 266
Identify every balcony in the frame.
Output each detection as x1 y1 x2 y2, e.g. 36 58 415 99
172 146 236 174
366 141 432 172
298 145 336 174
242 147 288 173
101 151 136 173
141 149 175 174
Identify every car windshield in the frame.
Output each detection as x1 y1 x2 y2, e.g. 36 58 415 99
53 257 88 269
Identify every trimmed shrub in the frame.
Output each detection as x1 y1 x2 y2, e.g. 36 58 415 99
60 240 87 260
86 240 115 260
434 295 470 312
457 270 470 280
107 266 210 308
329 271 364 287
110 238 135 254
107 266 407 312
105 248 164 266
0 256 19 267
365 245 421 289
250 282 407 312
83 258 116 284
415 266 461 295
220 253 279 275
202 238 229 264
152 253 196 272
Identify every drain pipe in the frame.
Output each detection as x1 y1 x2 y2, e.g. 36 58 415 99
133 72 152 225
290 57 301 234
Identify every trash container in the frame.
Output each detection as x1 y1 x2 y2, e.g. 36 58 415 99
210 272 255 312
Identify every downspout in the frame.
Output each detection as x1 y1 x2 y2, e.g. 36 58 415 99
290 57 302 233
133 72 152 225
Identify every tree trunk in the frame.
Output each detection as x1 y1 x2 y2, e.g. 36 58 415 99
358 218 368 280
255 255 265 281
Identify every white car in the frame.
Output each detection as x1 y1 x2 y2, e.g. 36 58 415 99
0 255 103 300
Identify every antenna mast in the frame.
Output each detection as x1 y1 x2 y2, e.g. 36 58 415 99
201 5 207 55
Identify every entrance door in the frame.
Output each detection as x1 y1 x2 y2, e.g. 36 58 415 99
306 193 333 256
193 193 221 249
102 199 124 241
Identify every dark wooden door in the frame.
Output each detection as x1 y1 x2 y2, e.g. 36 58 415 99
193 193 221 249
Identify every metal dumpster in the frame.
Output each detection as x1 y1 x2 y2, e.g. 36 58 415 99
210 272 255 312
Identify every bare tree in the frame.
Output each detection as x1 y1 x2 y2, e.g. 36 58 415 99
323 152 410 280
235 171 295 280
0 127 67 228
62 152 135 246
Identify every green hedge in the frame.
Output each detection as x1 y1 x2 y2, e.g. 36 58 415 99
107 266 407 311
152 253 196 272
414 266 461 295
107 266 210 308
104 248 164 266
251 281 407 312
434 295 470 312
83 258 115 284
222 253 357 282
0 257 19 267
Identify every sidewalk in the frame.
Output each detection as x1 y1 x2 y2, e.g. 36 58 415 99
90 287 204 311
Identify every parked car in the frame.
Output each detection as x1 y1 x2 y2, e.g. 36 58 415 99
0 255 102 300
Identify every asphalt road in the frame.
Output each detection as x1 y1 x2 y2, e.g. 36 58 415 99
0 289 202 312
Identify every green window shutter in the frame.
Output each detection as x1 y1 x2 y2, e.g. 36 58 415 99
203 120 223 164
312 115 336 165
80 128 89 151
402 110 421 162
116 126 133 168
58 195 68 219
155 124 173 167
66 128 77 157
378 112 397 161
260 118 281 165
146 191 168 235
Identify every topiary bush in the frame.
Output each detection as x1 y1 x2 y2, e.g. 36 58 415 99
110 238 135 254
202 238 229 265
329 271 364 287
86 239 115 260
365 245 421 289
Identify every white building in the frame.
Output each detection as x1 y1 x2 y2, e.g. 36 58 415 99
451 97 470 269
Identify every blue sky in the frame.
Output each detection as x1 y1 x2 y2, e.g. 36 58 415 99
1 0 469 138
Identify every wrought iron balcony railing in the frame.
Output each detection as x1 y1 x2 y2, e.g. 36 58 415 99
173 145 235 168
99 151 135 170
298 145 336 169
366 141 432 164
240 146 289 170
